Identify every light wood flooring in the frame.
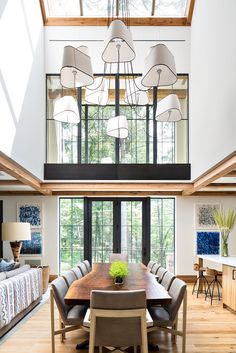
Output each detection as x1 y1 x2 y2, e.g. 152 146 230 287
1 285 236 353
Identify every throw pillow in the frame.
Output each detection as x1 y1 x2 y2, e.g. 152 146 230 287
0 259 16 272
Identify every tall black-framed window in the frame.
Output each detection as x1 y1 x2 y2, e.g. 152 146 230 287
59 197 175 273
47 74 188 165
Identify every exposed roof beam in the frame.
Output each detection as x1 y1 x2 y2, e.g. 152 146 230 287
182 151 236 196
225 171 236 177
0 180 22 186
186 0 195 24
207 183 236 188
0 152 51 195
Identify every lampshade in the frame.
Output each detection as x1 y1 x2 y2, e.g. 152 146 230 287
60 45 94 88
102 19 135 63
53 96 80 123
107 115 128 138
155 94 182 122
141 44 177 87
85 77 109 105
124 77 149 105
2 222 31 241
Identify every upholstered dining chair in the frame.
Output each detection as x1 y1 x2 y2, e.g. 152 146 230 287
71 266 84 279
109 253 128 262
50 277 87 353
77 262 89 276
61 270 77 287
151 263 161 275
147 260 156 271
148 278 187 353
156 266 168 283
161 271 176 291
88 289 148 353
83 260 92 272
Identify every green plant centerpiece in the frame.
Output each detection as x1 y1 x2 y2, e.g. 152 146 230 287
109 261 129 285
213 208 236 257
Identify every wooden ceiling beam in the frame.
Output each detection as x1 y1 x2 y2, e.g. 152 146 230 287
182 151 236 196
186 0 195 25
0 152 51 195
225 171 236 177
207 183 236 188
0 180 22 186
44 17 189 27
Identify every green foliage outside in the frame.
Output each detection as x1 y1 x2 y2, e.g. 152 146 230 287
109 261 129 279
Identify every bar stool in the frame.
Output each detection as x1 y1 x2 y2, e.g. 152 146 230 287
205 268 222 305
192 263 209 297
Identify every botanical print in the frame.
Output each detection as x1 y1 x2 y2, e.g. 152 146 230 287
196 231 220 255
21 231 42 255
195 203 220 229
17 203 42 228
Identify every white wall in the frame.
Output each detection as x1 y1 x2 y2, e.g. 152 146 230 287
0 0 45 179
190 0 236 180
45 26 190 74
2 195 236 276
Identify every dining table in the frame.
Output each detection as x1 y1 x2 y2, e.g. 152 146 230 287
64 262 172 307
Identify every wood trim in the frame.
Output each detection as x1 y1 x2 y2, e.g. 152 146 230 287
44 17 189 27
176 275 195 283
49 274 58 282
207 183 236 188
0 180 22 185
182 151 236 196
39 0 47 25
186 0 195 24
225 171 236 177
193 191 236 196
0 152 51 195
0 191 42 196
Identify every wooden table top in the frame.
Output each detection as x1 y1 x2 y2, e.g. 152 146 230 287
64 263 172 306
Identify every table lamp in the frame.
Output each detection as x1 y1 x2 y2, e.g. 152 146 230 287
2 222 31 262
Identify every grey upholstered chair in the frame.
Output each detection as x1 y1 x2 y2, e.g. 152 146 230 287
151 263 161 275
156 266 167 283
77 262 89 276
161 271 176 291
148 278 187 353
88 289 148 353
147 260 156 271
61 270 77 287
83 260 92 272
71 266 84 279
50 277 87 353
109 253 128 262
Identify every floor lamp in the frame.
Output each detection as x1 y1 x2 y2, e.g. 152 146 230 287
2 222 31 262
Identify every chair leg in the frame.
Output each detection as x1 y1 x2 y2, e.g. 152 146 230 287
89 310 96 353
50 289 55 353
182 290 187 353
60 320 65 342
140 311 148 353
171 316 178 343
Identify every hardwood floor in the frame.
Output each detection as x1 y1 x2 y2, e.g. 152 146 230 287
1 285 236 353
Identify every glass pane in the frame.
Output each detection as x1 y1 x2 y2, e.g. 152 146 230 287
121 201 143 263
59 198 84 271
45 0 81 17
83 0 109 17
155 0 187 17
92 201 113 263
150 198 175 272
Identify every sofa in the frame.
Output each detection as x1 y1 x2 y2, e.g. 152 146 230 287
0 264 43 338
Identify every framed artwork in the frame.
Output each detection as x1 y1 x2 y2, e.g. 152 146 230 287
21 231 42 256
196 231 220 255
17 203 42 228
195 203 220 230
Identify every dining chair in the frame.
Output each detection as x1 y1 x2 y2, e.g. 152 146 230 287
83 260 92 272
148 278 187 353
71 266 84 279
78 262 89 276
151 263 161 275
147 260 156 271
50 277 87 353
161 271 176 291
109 253 128 262
156 266 167 283
61 270 77 287
88 289 148 353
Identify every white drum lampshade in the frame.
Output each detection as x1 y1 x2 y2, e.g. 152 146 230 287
102 19 135 63
141 44 177 87
53 96 80 123
85 77 109 105
60 45 94 88
124 77 149 105
107 115 128 138
155 94 182 122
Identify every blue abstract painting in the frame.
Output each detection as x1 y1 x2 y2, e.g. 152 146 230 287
21 231 42 255
197 231 220 255
17 203 42 228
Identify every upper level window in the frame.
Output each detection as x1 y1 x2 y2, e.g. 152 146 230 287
46 74 188 165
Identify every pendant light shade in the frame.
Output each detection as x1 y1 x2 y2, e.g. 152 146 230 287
53 96 80 123
60 45 94 89
85 77 109 105
102 19 135 63
107 115 128 138
124 77 149 105
155 94 182 122
141 44 177 87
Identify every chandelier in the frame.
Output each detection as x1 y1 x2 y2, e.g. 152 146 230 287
53 1 182 137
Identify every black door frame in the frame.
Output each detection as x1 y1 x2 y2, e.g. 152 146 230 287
84 197 151 265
